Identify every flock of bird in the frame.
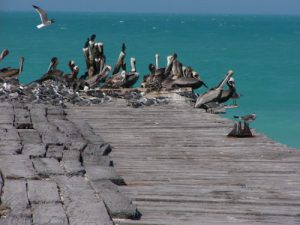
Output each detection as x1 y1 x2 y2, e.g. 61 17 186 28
0 5 255 122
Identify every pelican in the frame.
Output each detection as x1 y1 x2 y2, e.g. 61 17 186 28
85 65 112 88
194 70 234 108
112 43 126 75
217 77 236 104
0 57 24 79
35 57 64 83
103 57 139 89
32 5 55 29
141 54 174 89
0 49 9 62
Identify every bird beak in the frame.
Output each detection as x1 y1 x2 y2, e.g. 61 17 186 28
47 61 55 73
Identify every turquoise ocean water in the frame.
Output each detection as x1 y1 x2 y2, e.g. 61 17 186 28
0 12 299 148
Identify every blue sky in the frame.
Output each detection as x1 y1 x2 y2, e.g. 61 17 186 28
1 0 300 15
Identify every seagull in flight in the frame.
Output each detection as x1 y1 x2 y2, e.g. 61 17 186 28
32 5 55 29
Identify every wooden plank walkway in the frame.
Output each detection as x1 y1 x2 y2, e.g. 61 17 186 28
67 98 300 225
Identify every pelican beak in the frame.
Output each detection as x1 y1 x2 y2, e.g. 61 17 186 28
47 61 54 73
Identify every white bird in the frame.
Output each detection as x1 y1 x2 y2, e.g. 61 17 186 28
234 113 256 123
32 5 55 29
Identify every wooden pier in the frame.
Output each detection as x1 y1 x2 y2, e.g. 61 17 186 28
67 97 300 225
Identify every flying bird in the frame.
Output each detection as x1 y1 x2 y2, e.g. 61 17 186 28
32 5 55 29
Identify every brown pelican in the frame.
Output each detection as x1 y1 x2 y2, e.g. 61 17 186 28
0 57 24 79
32 5 55 29
141 54 174 89
35 57 64 83
85 65 112 88
103 57 139 89
0 49 9 62
112 43 126 75
194 70 234 108
217 77 236 104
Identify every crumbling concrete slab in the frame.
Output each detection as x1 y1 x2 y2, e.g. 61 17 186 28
22 143 46 158
18 129 41 144
1 180 29 216
28 180 60 204
0 141 22 155
0 155 37 179
32 158 64 177
46 145 64 161
13 108 33 129
32 203 68 225
85 165 125 185
91 180 141 219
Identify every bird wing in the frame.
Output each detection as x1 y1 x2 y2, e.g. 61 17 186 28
33 5 49 23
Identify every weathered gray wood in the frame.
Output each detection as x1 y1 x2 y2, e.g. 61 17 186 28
91 180 141 219
13 108 33 129
32 203 68 225
18 129 41 144
46 145 64 161
28 180 60 204
62 160 86 176
32 158 65 177
22 143 46 158
0 169 4 204
85 165 125 185
1 180 29 216
66 101 300 225
0 155 37 179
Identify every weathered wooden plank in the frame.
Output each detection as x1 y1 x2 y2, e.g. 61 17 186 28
33 122 66 144
66 100 300 225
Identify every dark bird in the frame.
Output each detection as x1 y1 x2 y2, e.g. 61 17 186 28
0 57 24 79
33 5 55 29
194 70 234 108
234 114 256 123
